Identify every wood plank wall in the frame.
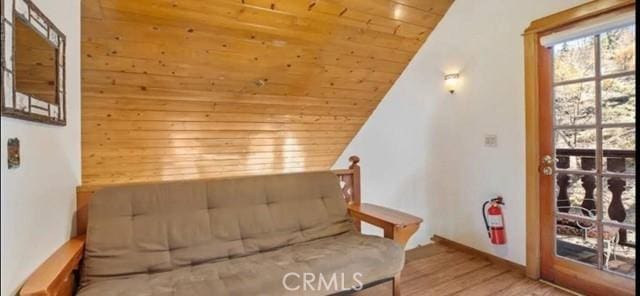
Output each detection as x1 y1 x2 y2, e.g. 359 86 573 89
81 0 453 186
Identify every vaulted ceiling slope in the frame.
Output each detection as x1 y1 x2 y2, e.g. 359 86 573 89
81 0 453 185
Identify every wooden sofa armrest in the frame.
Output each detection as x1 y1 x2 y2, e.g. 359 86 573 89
348 203 422 247
20 235 86 296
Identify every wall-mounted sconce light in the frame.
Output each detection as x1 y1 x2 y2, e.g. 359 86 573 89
444 73 460 94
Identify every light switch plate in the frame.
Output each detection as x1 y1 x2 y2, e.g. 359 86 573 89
484 134 497 147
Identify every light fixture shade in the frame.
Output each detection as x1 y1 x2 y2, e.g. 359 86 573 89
444 73 460 94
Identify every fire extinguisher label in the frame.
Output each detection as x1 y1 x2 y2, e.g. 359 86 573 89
488 215 503 227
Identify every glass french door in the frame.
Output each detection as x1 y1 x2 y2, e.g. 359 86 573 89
540 23 636 294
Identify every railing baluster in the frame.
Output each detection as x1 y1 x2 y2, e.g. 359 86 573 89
556 156 570 212
606 157 627 244
340 174 353 204
580 157 596 215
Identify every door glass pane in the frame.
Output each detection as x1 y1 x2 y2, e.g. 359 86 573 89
554 36 596 82
603 177 635 225
604 230 636 277
601 25 636 75
556 217 598 268
555 128 597 149
555 129 597 171
555 173 597 215
603 127 635 150
554 81 596 125
555 154 597 171
602 76 635 124
604 151 635 173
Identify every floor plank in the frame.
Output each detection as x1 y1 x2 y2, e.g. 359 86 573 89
355 243 575 296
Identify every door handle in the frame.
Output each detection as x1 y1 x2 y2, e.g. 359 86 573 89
541 155 554 176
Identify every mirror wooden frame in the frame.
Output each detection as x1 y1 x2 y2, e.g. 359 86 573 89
0 0 66 125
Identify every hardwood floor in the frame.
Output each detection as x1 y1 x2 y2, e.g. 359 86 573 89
356 243 576 296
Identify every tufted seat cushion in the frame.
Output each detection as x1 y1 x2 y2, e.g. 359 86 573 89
78 171 404 295
77 232 404 296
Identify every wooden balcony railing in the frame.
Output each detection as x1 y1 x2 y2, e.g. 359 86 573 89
555 148 635 246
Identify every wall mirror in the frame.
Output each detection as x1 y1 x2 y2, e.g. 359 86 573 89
1 0 66 125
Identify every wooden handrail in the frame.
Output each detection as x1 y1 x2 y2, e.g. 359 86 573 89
556 148 635 158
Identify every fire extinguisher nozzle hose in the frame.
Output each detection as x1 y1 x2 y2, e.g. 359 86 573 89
482 200 491 239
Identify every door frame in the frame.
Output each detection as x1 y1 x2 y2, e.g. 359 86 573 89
523 0 636 293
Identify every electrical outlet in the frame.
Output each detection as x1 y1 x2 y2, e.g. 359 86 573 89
484 134 497 147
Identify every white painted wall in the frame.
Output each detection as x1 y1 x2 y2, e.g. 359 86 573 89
334 0 587 265
0 0 80 295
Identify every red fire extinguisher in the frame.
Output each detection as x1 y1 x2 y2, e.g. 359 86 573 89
482 196 506 245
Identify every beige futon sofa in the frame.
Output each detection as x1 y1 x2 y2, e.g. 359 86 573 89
20 157 422 296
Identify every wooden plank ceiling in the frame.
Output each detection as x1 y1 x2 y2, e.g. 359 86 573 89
81 0 453 186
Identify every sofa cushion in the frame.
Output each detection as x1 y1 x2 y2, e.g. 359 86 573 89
82 171 354 285
77 232 404 296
